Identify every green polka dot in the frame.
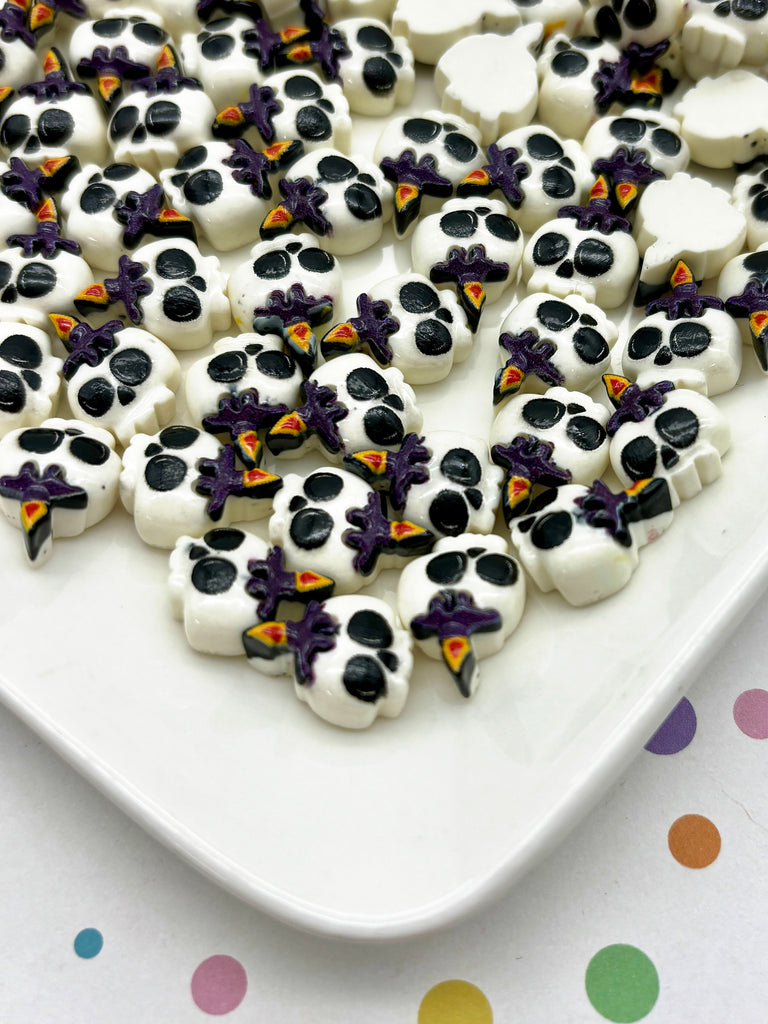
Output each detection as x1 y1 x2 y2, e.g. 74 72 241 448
585 944 659 1022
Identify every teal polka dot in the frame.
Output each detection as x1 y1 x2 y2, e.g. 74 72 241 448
74 928 103 959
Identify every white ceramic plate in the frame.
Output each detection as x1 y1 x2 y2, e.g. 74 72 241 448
1 62 765 941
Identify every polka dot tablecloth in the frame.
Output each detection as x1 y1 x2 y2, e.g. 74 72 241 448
2 595 768 1022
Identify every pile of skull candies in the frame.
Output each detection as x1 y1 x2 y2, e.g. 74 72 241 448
0 0 765 728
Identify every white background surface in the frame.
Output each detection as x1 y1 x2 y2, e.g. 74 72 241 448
2 588 767 1021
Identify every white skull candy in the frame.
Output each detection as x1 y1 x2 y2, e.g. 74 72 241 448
0 226 93 329
682 0 768 79
180 15 265 109
537 33 620 140
398 532 526 698
490 386 610 484
401 430 503 537
608 384 731 502
60 161 163 271
244 593 413 729
497 292 617 398
523 215 639 308
0 322 62 436
509 477 674 605
67 14 170 87
0 417 120 565
121 423 282 548
261 147 393 256
717 243 768 369
334 17 415 115
732 159 768 250
582 111 690 180
584 0 684 48
185 332 303 427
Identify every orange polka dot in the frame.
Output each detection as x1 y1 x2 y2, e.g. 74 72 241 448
418 980 493 1024
667 814 721 868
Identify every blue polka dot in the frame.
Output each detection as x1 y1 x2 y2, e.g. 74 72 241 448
74 928 103 959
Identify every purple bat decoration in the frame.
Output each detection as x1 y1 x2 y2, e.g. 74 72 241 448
243 20 285 71
270 176 331 236
1 158 51 210
244 543 330 620
645 271 724 320
288 379 347 451
724 279 768 319
224 139 275 198
7 218 80 257
61 319 124 379
253 283 333 331
604 378 674 436
348 293 399 364
217 83 280 141
344 491 396 575
195 442 281 518
131 63 201 95
103 255 152 322
0 0 34 47
592 145 662 209
283 601 339 685
379 149 452 195
276 21 350 81
112 184 196 248
432 244 509 289
575 478 635 546
592 41 673 112
19 63 88 101
202 388 288 449
491 434 571 487
559 193 631 233
457 143 530 206
0 460 87 508
494 329 562 403
344 432 430 510
77 45 150 86
29 0 86 22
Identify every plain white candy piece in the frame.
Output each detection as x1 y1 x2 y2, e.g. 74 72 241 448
435 26 542 145
682 0 768 80
0 323 62 437
536 33 620 141
675 70 768 168
391 0 521 64
522 216 640 308
268 148 393 257
0 417 120 559
309 352 422 458
609 388 731 503
634 173 747 296
269 468 380 593
334 18 415 116
0 34 39 92
397 532 526 697
64 324 181 446
731 161 768 250
60 162 161 271
168 527 270 656
621 307 742 396
410 195 523 305
584 0 684 49
367 272 473 384
180 16 265 109
509 480 673 606
401 430 503 538
582 110 690 180
494 124 592 234
228 233 342 334
0 240 93 330
128 237 231 351
185 333 303 427
500 292 618 395
490 385 609 485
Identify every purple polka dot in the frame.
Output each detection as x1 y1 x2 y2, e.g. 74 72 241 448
644 697 696 755
733 689 768 739
190 955 247 1015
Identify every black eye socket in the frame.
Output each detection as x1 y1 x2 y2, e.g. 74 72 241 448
110 105 139 140
37 108 75 146
628 325 662 359
145 100 181 137
17 263 56 298
669 321 711 357
1 113 30 148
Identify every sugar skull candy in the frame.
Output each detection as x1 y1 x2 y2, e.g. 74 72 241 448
322 272 473 386
169 527 335 656
260 147 393 256
621 260 741 396
266 352 421 460
399 430 503 538
490 385 610 486
243 593 413 729
67 14 170 104
584 0 684 48
537 33 621 140
509 476 674 605
159 139 302 252
0 321 62 436
0 416 120 565
213 69 352 155
269 467 434 593
682 0 768 79
398 532 526 698
374 108 483 237
333 17 415 115
0 0 38 91
107 47 217 175
604 375 731 503
180 15 266 109
0 49 108 167
494 292 618 405
0 201 94 330
120 423 282 548
410 196 523 332
185 332 303 429
459 124 592 234
582 111 690 181
50 314 181 446
75 237 231 351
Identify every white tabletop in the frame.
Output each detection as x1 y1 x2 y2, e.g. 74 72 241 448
2 586 767 1022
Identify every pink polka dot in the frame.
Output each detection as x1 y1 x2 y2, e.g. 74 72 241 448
733 689 768 739
190 955 247 1015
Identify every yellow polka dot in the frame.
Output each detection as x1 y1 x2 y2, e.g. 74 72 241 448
418 980 493 1024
